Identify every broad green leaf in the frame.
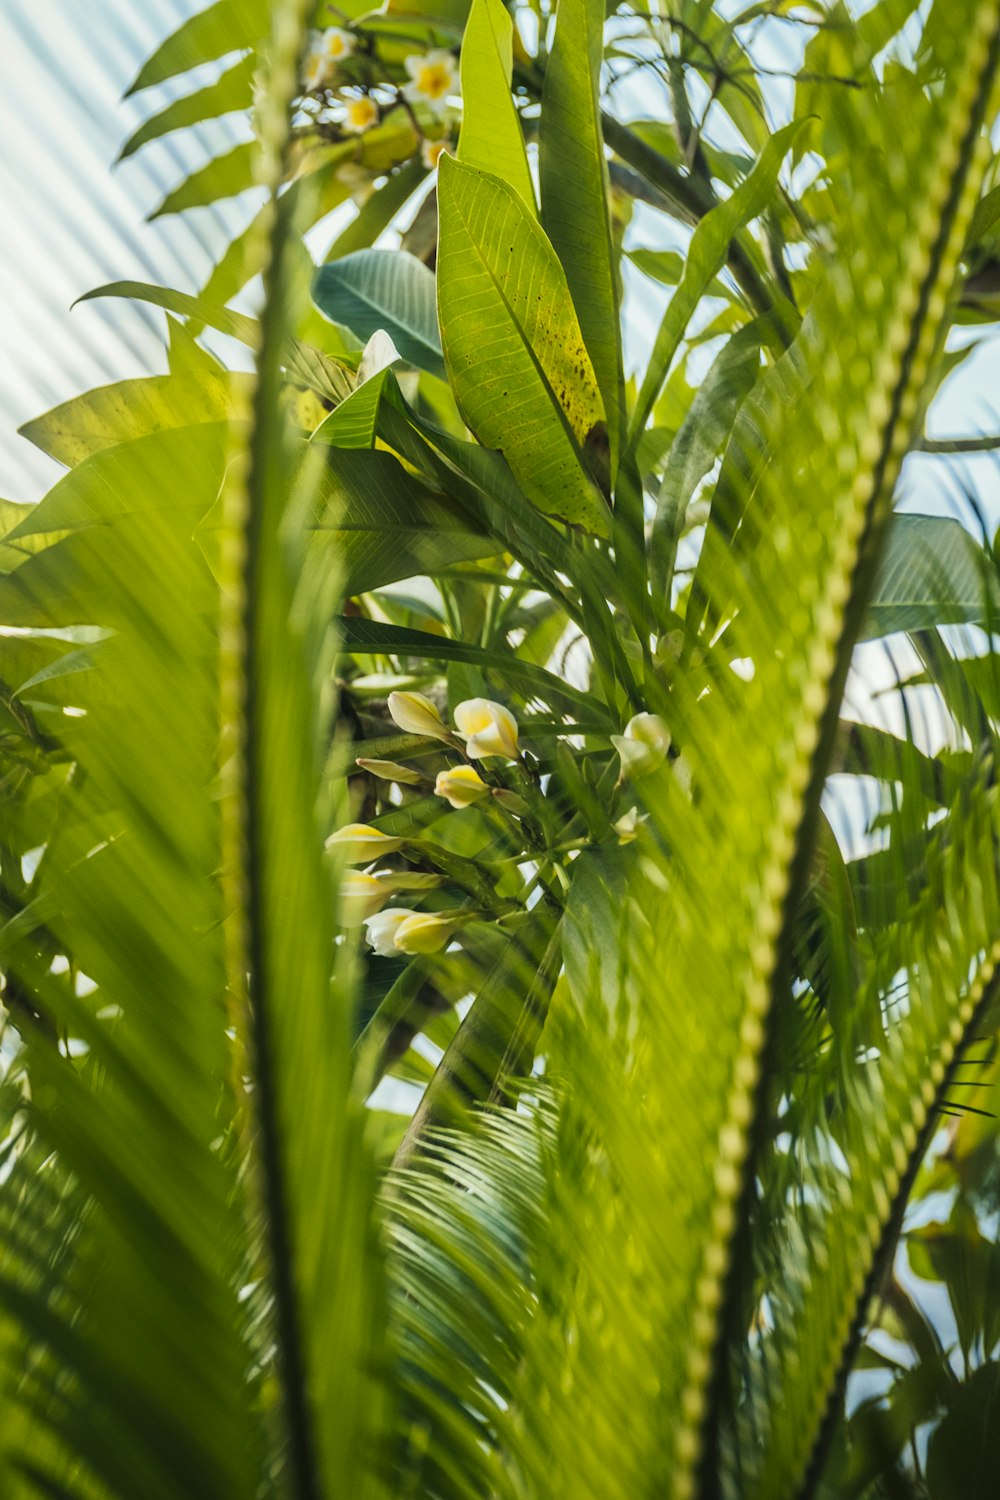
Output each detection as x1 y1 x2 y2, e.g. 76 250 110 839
437 154 610 537
459 0 534 211
629 119 807 448
149 141 258 219
125 0 268 94
861 513 1000 640
19 370 248 469
312 250 445 379
118 54 256 160
540 0 624 471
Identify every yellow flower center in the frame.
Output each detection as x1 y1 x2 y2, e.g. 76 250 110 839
345 98 377 130
415 61 452 100
464 708 493 734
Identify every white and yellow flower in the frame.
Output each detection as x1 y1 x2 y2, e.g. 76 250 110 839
421 137 449 170
613 806 648 844
318 26 356 63
342 95 379 134
394 910 461 955
363 906 417 956
340 872 392 925
403 49 458 116
388 690 452 742
434 764 489 809
325 822 404 863
611 712 671 777
302 26 356 90
454 698 519 760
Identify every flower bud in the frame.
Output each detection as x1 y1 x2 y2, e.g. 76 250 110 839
355 758 423 785
388 690 452 742
614 807 647 844
325 823 404 863
393 911 461 955
492 787 531 817
434 765 489 808
454 698 519 760
340 872 391 925
363 907 417 956
611 713 671 777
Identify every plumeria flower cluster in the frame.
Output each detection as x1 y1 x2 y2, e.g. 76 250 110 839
301 26 356 92
299 31 458 160
327 692 524 956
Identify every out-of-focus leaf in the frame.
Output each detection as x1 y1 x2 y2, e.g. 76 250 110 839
437 155 610 536
459 0 534 210
313 250 445 378
323 163 428 261
926 1362 1000 1500
149 141 258 219
125 0 268 94
19 371 248 469
862 514 1000 640
198 446 498 597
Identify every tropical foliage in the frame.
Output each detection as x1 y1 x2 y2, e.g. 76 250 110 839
3 1 1000 1497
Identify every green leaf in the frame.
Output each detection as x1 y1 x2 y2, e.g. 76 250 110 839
436 154 611 537
118 54 256 160
540 0 624 471
628 119 807 449
77 279 260 345
458 0 534 210
149 141 258 219
198 444 499 597
305 448 501 594
18 370 248 469
77 281 356 405
861 513 1000 640
125 0 268 94
311 369 391 451
312 250 445 379
926 1362 1000 1500
335 615 601 716
649 317 766 604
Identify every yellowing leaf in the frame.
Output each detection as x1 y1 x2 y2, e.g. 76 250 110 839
19 370 248 469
